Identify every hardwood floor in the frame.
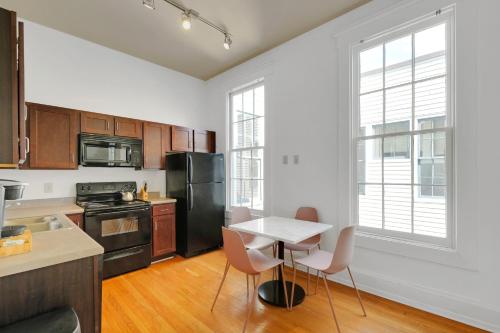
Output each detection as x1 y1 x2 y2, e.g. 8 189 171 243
102 250 485 333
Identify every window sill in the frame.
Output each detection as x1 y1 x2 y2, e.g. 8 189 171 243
355 230 478 271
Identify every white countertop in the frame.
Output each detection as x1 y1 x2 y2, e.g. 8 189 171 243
229 216 333 244
1 198 103 278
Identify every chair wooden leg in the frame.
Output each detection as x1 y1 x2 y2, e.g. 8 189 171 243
211 260 230 312
246 274 249 298
243 274 261 333
322 272 341 333
279 263 290 310
315 269 320 295
272 244 276 281
290 266 297 311
252 275 255 289
290 249 295 269
347 266 366 316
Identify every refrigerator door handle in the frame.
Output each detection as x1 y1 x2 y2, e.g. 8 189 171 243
188 184 194 210
188 155 193 183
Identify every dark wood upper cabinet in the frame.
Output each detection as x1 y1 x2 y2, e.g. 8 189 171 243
194 130 216 153
0 9 25 168
171 126 193 152
80 111 114 136
28 103 79 169
114 117 142 139
143 122 171 169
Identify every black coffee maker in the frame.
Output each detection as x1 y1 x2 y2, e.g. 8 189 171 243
0 179 28 238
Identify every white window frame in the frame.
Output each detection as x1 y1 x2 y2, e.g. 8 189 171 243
227 80 266 214
351 9 455 248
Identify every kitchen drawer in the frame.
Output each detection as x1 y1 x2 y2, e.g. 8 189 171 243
152 203 175 216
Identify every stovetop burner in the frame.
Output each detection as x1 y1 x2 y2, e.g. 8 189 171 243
75 182 150 213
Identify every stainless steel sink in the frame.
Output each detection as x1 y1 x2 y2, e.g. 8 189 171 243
4 215 73 233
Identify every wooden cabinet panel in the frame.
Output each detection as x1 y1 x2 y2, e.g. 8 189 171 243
115 117 142 139
66 213 84 229
194 130 215 153
171 126 193 152
28 103 79 169
0 9 19 168
152 203 175 216
17 21 27 166
143 122 171 169
153 214 176 257
81 111 114 136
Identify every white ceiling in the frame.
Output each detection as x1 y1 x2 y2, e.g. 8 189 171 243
0 0 370 80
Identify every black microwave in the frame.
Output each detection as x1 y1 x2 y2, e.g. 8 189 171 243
79 133 142 168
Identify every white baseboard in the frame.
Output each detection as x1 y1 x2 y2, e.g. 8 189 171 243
284 258 499 332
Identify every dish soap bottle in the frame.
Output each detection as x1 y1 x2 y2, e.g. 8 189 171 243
142 181 148 201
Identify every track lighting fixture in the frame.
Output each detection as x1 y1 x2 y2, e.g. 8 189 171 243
223 34 232 50
181 11 192 30
142 0 155 10
142 0 233 50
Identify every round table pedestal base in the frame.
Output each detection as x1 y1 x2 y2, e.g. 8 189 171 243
258 280 305 308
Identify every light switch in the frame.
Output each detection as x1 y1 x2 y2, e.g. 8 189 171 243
282 155 288 165
293 155 299 164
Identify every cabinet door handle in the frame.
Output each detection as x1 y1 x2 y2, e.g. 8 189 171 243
106 120 109 130
71 153 75 163
25 137 29 154
154 220 158 231
116 122 119 131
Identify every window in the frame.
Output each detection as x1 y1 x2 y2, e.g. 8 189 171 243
353 12 453 244
229 82 265 211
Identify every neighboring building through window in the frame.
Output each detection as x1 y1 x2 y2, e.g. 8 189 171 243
229 82 265 211
353 11 453 244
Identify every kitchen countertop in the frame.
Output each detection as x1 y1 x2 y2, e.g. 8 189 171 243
0 198 103 278
147 197 177 205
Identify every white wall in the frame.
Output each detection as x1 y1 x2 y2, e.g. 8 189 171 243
0 19 209 199
206 0 500 331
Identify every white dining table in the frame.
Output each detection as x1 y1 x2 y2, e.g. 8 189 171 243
229 216 332 308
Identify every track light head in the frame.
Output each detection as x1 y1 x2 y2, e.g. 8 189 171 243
181 11 192 30
223 34 232 50
142 0 155 10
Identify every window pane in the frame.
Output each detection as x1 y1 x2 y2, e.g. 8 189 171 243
253 117 264 147
251 180 264 210
251 149 264 179
382 134 410 159
231 179 242 207
385 35 412 87
385 85 412 125
360 91 383 130
243 90 254 119
358 184 382 229
254 86 265 117
241 150 251 178
360 45 383 93
384 135 411 183
415 77 446 119
384 185 412 233
232 93 243 122
414 185 447 238
415 24 446 80
358 138 382 183
231 151 242 178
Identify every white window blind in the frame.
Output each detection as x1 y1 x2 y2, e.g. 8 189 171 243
229 82 265 211
352 11 454 246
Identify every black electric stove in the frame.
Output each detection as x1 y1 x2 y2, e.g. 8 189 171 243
76 182 152 278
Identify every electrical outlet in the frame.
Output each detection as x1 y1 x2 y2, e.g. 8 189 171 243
282 155 288 165
293 155 299 164
43 182 53 193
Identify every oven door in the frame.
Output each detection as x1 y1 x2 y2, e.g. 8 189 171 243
84 207 151 252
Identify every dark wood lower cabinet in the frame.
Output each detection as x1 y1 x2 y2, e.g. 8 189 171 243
152 203 176 259
0 255 103 333
66 213 84 229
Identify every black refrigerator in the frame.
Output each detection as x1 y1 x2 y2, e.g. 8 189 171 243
166 152 225 258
